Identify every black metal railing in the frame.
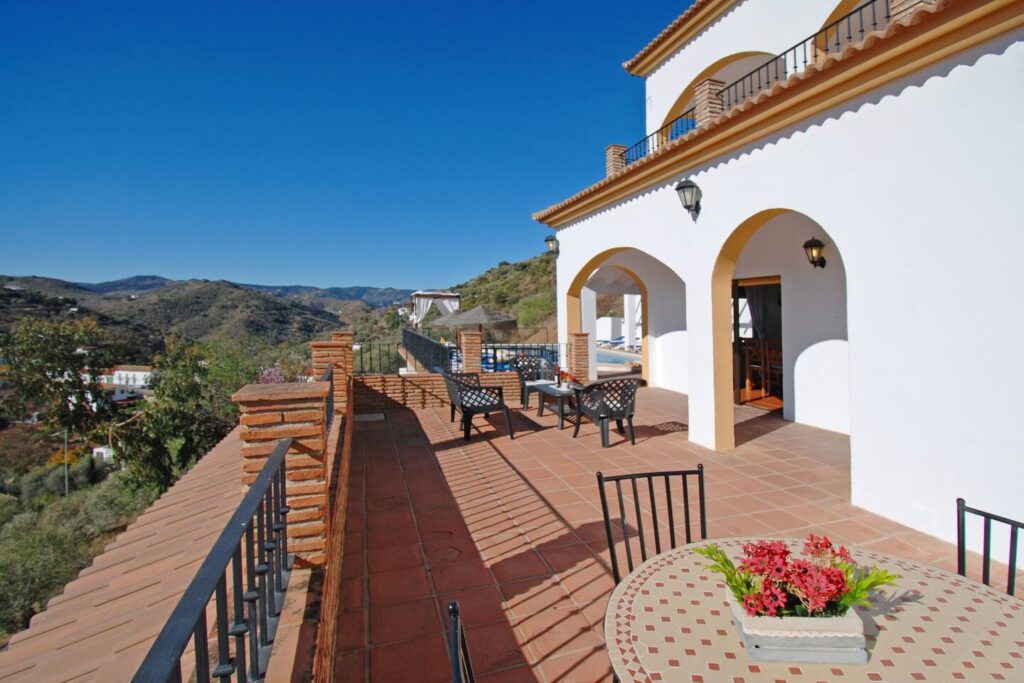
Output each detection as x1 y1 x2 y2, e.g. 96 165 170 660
620 0 892 167
403 328 458 373
353 342 406 375
620 107 697 166
480 343 563 373
719 0 891 112
133 439 293 683
957 497 1022 596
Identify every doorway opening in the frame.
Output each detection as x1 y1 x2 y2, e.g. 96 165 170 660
733 276 782 412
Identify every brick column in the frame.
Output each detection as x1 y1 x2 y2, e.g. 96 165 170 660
890 0 939 20
694 78 724 127
331 332 354 411
605 144 627 176
568 332 590 383
460 330 482 374
233 381 330 566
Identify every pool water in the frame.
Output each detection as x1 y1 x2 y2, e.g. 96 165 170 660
596 350 640 366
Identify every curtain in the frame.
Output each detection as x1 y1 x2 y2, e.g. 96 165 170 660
411 297 433 324
746 287 767 339
436 298 460 315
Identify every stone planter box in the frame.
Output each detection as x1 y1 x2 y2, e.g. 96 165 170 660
726 593 868 664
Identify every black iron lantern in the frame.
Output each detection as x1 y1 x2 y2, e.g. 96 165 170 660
803 237 827 268
545 234 559 255
675 179 702 213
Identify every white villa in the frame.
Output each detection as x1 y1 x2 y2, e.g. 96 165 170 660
535 0 1024 550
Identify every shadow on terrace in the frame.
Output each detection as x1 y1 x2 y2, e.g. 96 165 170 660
334 373 967 682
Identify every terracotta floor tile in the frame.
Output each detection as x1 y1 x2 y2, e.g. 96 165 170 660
536 644 614 682
335 389 966 683
368 633 450 683
439 585 508 628
490 550 551 584
337 610 365 652
368 566 432 605
463 622 531 674
366 524 420 549
367 543 424 574
369 597 441 645
431 559 494 592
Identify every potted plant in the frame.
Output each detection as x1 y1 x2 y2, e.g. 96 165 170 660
693 535 899 664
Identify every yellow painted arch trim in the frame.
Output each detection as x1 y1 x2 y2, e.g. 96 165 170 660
710 209 788 449
660 51 775 130
566 249 650 383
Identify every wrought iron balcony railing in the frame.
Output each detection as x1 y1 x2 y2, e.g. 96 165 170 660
619 0 892 168
132 439 293 683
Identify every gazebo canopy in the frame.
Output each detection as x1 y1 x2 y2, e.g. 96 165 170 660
409 291 461 326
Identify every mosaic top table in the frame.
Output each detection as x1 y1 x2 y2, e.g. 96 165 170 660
605 537 1024 682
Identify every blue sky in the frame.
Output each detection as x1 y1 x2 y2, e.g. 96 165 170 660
0 1 691 289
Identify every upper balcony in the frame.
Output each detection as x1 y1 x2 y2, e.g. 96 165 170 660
618 0 896 168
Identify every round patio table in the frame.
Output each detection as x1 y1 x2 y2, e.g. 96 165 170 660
605 537 1024 682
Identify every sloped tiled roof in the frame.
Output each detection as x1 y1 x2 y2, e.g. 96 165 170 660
0 428 244 682
623 0 722 75
535 0 953 224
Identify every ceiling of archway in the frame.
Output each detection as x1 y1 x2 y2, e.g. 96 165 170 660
584 266 642 295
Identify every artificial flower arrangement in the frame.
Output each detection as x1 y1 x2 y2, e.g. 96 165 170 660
553 365 578 386
693 534 899 618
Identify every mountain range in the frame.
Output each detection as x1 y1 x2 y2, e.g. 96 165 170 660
0 274 415 359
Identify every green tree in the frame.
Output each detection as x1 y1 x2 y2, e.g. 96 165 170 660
0 318 112 435
114 338 231 490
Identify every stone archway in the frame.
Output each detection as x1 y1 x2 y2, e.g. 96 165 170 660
566 247 687 391
711 210 849 448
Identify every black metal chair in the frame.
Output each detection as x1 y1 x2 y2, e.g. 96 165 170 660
573 378 639 448
442 371 481 423
448 601 476 683
597 466 706 585
509 355 557 409
442 371 514 441
956 497 1023 596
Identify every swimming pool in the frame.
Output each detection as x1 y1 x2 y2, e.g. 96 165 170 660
596 349 640 366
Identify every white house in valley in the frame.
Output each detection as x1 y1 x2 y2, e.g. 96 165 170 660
535 0 1024 550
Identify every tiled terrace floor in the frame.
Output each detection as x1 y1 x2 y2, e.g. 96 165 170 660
337 388 969 682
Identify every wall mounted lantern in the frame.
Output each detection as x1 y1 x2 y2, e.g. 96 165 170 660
545 234 559 255
675 179 702 214
802 237 827 268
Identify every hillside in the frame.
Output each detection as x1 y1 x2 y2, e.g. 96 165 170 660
448 253 557 332
0 288 164 361
87 280 343 345
446 252 620 333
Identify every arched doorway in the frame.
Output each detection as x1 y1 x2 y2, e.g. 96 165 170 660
710 210 849 447
566 248 687 391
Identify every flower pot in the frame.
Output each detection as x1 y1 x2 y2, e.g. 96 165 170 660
726 593 868 664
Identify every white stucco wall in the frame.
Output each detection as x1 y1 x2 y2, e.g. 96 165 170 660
644 0 835 134
555 31 1024 548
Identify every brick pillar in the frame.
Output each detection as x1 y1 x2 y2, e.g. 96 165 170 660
460 330 482 374
568 332 590 383
694 78 725 126
233 381 330 566
331 332 354 411
890 0 939 20
605 144 627 176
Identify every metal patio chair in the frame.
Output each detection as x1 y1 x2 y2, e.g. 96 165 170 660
596 466 706 584
573 378 639 448
448 601 476 683
442 371 514 441
509 355 557 409
957 497 1023 596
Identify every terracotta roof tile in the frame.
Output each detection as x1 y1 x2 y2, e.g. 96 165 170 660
536 0 951 224
0 427 245 682
623 0 720 74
